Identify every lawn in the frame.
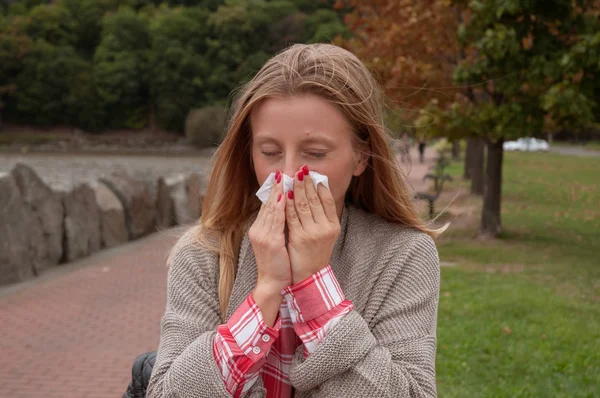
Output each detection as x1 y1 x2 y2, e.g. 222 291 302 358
432 151 600 397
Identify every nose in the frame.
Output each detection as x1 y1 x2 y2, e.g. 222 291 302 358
282 155 303 179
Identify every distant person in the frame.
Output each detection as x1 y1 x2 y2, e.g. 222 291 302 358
146 44 442 398
418 140 426 163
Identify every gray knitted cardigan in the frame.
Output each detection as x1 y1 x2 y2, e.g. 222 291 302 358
147 204 440 398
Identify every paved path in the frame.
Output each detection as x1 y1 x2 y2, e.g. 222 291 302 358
0 146 435 397
551 145 600 158
0 229 186 397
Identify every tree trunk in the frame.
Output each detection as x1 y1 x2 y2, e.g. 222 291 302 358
452 140 460 160
464 137 474 179
469 137 485 195
480 139 504 238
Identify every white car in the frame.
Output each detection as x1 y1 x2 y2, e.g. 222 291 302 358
503 138 550 152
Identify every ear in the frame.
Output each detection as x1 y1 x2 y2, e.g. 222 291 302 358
352 144 369 177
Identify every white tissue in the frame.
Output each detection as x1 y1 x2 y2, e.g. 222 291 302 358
256 171 329 204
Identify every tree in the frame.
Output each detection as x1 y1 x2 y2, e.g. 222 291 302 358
342 0 460 113
14 40 93 127
148 5 212 131
444 0 599 237
206 0 298 99
346 0 599 238
94 7 152 129
0 14 31 128
23 3 76 46
58 0 127 58
342 1 487 195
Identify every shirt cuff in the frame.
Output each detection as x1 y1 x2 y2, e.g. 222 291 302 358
217 293 281 370
280 264 346 323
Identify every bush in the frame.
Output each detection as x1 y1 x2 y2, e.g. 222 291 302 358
185 106 227 148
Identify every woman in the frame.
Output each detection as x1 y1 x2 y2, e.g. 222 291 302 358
147 43 441 398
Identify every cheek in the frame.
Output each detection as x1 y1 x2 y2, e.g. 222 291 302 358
318 161 355 202
252 152 271 185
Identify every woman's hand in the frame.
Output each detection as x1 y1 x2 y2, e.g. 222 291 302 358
285 165 340 284
248 170 292 295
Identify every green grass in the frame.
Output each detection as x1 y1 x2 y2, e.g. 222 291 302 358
434 152 600 397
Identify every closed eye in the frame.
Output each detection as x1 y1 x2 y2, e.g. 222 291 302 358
261 151 281 157
306 152 327 159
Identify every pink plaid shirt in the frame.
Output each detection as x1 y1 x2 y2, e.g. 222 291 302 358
213 265 353 397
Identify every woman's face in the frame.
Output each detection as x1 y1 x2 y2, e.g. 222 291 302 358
251 94 367 217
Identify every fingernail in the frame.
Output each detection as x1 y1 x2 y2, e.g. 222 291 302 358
277 193 282 202
288 190 294 200
297 171 304 181
302 165 309 175
276 173 282 184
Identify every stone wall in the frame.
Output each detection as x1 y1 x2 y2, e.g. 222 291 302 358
0 163 206 286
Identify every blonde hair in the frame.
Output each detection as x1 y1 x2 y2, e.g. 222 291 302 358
194 43 440 319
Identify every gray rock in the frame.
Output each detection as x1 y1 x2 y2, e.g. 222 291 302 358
155 176 175 229
186 172 204 221
100 168 155 239
165 175 190 225
156 173 204 226
91 181 128 249
10 163 63 273
0 172 35 285
63 183 101 262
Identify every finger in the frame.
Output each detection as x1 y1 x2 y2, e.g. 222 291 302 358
317 183 338 224
285 189 301 230
262 171 282 228
302 167 328 224
293 168 315 227
268 184 286 237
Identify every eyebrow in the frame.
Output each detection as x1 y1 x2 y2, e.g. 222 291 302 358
254 134 336 147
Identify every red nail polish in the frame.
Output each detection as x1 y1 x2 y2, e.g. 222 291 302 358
277 193 282 202
302 165 309 175
288 190 294 200
297 171 304 181
275 170 281 180
276 173 282 184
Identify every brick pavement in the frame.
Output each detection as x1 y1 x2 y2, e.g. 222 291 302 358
0 227 187 398
0 146 435 398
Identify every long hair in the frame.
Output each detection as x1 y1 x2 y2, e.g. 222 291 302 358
193 43 441 319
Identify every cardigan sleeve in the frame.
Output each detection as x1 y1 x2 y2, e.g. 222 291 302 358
146 239 267 398
289 234 440 398
280 264 353 358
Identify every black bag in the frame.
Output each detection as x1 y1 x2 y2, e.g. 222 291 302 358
123 351 157 398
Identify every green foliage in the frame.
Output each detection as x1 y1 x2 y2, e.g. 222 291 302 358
2 0 47 16
185 106 228 148
24 3 75 46
57 0 124 58
0 0 350 132
94 7 151 129
207 0 298 93
304 8 348 43
148 6 211 131
425 1 600 142
0 13 31 108
13 40 91 126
